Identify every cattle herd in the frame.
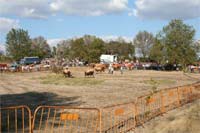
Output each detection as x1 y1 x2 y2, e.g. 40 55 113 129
1 60 200 77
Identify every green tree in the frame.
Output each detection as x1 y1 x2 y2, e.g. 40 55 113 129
32 36 51 58
52 46 57 58
149 38 164 64
192 40 200 60
70 38 87 60
159 19 196 67
55 35 134 63
6 28 32 61
105 39 135 60
86 38 105 62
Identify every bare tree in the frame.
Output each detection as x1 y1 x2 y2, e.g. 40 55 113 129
134 31 154 59
32 36 51 58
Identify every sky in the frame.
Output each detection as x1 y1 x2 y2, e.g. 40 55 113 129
0 0 200 52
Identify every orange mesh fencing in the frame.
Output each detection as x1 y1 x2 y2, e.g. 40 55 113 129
101 102 136 133
161 87 180 112
0 106 32 133
135 92 163 125
190 82 200 101
177 86 193 105
32 106 101 133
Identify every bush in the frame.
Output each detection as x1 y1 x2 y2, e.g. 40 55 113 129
51 65 63 74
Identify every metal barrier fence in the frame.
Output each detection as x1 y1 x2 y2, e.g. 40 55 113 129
1 82 200 133
101 102 136 133
0 106 32 133
32 106 101 133
135 91 163 125
161 87 180 112
192 82 200 99
178 85 192 105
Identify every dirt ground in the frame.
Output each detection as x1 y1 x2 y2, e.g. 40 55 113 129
0 67 200 133
0 67 200 109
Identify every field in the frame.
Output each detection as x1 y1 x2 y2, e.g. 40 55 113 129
1 67 200 108
0 67 200 132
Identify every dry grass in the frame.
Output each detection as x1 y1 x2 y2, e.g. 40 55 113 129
40 74 105 86
143 78 176 86
1 67 200 108
1 67 200 133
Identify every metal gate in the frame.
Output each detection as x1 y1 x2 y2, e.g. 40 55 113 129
32 106 101 133
135 92 162 125
0 106 32 133
101 102 136 133
161 87 180 112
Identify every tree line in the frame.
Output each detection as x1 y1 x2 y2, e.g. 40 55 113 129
56 35 134 63
2 19 200 67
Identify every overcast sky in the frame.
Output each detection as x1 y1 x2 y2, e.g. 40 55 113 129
0 0 200 51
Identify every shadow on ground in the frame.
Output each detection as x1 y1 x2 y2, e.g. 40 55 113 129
0 92 84 132
0 91 83 110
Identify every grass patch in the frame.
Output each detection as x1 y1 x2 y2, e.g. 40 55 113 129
39 74 104 86
143 78 175 85
143 78 176 93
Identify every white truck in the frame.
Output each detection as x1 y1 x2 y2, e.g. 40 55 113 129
100 54 118 64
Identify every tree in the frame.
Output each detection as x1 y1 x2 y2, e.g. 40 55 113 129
32 36 51 58
192 40 200 60
158 19 196 67
86 38 105 62
56 39 72 59
55 35 134 63
6 28 32 61
105 38 135 60
134 31 154 59
52 46 57 58
70 38 88 60
149 38 164 64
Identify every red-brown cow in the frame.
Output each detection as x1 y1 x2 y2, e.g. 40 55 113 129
85 69 95 77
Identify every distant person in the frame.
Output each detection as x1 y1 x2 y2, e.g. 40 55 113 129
120 63 124 74
108 63 114 74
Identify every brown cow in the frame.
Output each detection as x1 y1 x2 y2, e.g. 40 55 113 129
112 63 121 70
94 64 106 72
95 64 107 68
63 67 72 78
94 66 105 72
125 63 134 70
0 64 8 73
85 69 95 77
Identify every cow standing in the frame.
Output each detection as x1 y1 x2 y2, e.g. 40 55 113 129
63 67 72 78
85 69 95 77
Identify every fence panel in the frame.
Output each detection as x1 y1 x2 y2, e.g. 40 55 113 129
135 92 162 125
0 106 32 133
192 82 200 99
161 87 180 112
177 86 192 105
32 106 101 133
101 102 136 133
